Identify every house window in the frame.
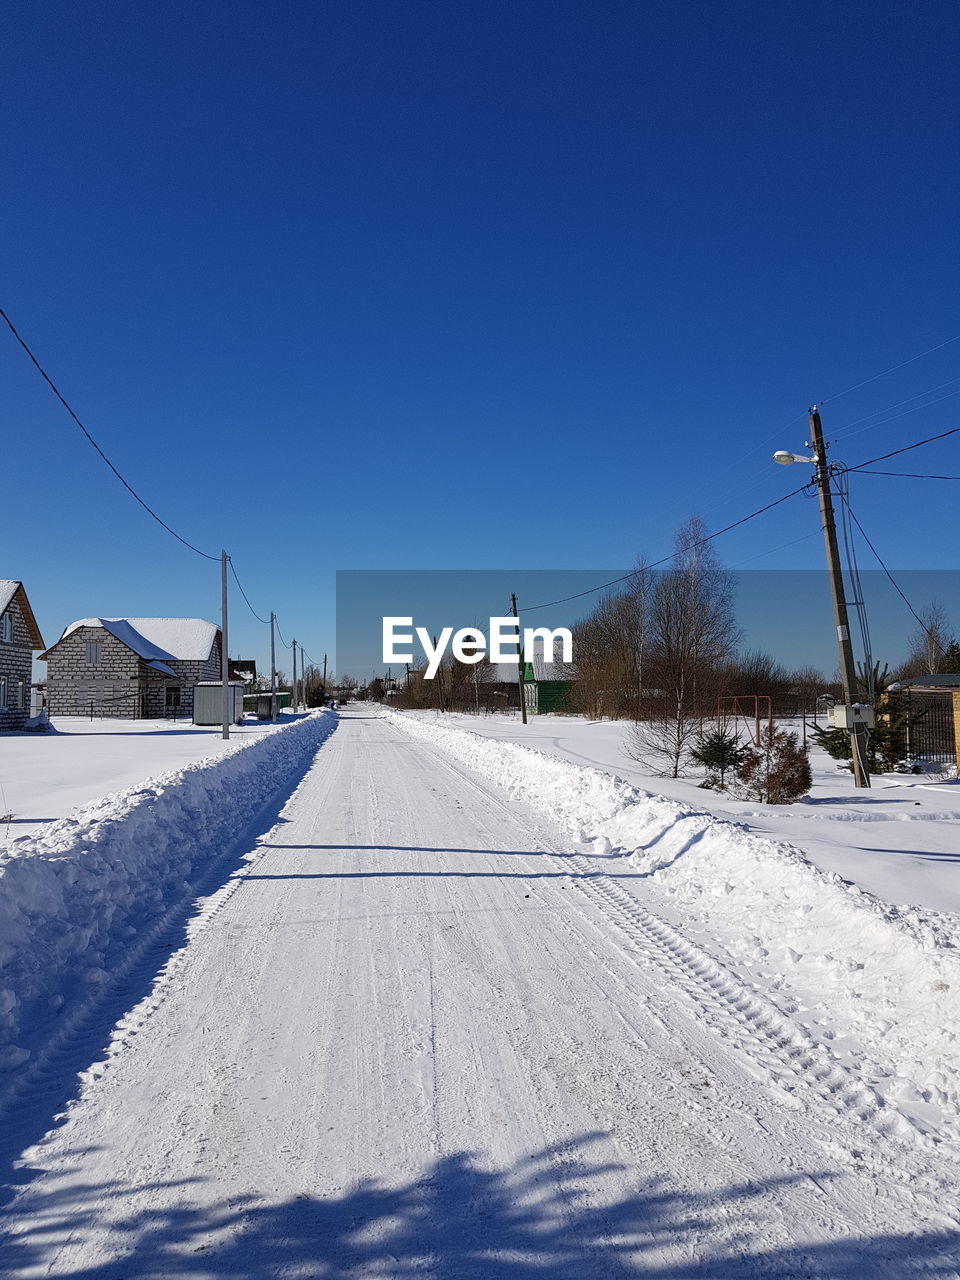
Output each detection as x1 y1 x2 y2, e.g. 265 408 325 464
0 612 11 642
165 686 182 710
85 641 102 665
0 676 7 709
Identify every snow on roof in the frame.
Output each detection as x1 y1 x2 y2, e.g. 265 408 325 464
0 581 19 615
57 617 219 661
0 579 45 648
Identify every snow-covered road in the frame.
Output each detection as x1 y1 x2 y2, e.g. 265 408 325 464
1 708 958 1277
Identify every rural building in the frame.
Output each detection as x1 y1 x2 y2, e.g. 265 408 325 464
40 617 222 719
0 580 45 731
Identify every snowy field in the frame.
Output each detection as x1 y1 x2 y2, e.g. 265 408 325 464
402 708 960 915
0 713 308 845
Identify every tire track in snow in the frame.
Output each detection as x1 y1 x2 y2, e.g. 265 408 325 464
379 713 959 1183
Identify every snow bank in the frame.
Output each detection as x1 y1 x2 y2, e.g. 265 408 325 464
0 712 335 1070
382 707 960 1138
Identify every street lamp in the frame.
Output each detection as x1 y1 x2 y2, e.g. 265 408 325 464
772 450 816 466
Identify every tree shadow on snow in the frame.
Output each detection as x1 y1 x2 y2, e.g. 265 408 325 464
1 1133 958 1278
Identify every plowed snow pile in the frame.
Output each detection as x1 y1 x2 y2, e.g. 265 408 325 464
0 711 335 1071
382 706 960 1142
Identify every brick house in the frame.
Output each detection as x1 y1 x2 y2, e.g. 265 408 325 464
0 581 45 731
40 617 222 719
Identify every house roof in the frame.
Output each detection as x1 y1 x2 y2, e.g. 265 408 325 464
887 674 960 692
491 632 577 683
0 580 45 649
42 617 219 663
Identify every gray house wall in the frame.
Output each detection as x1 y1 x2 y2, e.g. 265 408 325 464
0 596 34 731
45 625 222 719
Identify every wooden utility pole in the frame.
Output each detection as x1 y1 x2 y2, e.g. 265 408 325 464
512 593 528 724
220 551 230 740
270 611 277 721
322 653 327 698
433 636 445 711
808 408 870 788
291 639 297 713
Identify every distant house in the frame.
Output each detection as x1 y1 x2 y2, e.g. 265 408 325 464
40 617 222 719
491 645 578 716
229 657 257 684
0 581 45 731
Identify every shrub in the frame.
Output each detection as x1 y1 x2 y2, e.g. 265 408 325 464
736 726 812 804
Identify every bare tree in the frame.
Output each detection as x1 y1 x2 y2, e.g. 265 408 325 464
901 600 954 676
570 560 650 720
630 516 739 777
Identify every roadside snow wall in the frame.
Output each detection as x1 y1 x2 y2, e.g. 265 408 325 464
0 711 335 1071
382 707 960 1140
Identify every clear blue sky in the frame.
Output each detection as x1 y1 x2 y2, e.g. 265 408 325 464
4 0 959 678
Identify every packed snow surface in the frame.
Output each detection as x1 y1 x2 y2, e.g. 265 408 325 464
385 707 960 1146
0 707 958 1276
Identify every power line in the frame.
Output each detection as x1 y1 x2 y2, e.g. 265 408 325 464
830 388 960 442
831 377 960 437
1 306 219 561
229 560 271 624
820 331 960 406
274 618 289 647
838 495 949 659
850 469 960 480
522 482 813 613
847 426 960 473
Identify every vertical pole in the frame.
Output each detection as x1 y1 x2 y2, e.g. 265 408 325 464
322 653 327 699
433 637 445 711
809 408 869 787
221 550 230 740
512 593 528 724
291 639 297 713
270 611 277 721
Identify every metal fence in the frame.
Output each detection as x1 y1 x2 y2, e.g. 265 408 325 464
906 692 956 766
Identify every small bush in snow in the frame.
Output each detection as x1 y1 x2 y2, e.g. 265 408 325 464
735 726 812 804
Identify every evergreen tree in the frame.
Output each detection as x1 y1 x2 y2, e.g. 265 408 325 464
689 728 747 789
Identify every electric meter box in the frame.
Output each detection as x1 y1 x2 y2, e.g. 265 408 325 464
827 703 875 730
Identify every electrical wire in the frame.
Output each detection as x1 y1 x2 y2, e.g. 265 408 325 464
829 388 960 442
836 471 875 700
831 378 960 437
837 496 949 659
274 618 288 647
819 331 960 406
521 481 813 612
848 469 960 480
846 427 960 473
228 561 271 625
1 306 219 561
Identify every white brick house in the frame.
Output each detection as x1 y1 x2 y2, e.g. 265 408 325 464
40 617 222 719
0 581 45 731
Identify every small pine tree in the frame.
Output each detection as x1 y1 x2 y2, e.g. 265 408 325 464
737 726 812 804
690 728 747 789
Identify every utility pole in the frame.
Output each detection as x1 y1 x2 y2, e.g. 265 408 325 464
433 636 445 711
322 653 327 699
511 593 528 725
808 408 870 788
220 550 230 740
291 639 297 713
270 611 277 721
